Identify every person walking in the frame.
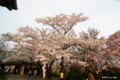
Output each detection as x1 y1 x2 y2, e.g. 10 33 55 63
28 69 32 78
88 70 95 80
60 70 64 80
34 69 37 77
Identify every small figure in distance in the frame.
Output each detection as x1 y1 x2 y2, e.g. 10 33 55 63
34 69 37 77
28 69 32 78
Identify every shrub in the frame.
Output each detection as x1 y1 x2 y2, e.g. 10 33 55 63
101 67 120 79
66 63 85 80
52 72 60 78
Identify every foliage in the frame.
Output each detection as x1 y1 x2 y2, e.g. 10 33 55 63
52 72 60 78
66 63 85 80
91 66 120 80
101 67 120 78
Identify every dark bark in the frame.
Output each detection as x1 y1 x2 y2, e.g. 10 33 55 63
46 60 54 79
98 72 101 80
39 65 43 77
40 65 43 77
64 24 74 35
60 57 66 80
36 62 43 77
85 67 88 79
109 65 112 77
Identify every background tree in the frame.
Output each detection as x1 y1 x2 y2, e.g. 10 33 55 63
0 36 12 62
76 29 120 80
103 30 120 77
79 27 105 40
67 28 107 79
0 37 9 53
72 27 105 67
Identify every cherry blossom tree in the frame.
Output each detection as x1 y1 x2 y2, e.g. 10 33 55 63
35 13 106 80
65 28 107 79
77 29 120 80
94 30 120 75
2 26 74 79
69 27 105 57
2 13 105 80
72 28 105 66
35 13 89 80
104 30 120 74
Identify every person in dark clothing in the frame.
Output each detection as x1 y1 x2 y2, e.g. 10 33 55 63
8 68 11 73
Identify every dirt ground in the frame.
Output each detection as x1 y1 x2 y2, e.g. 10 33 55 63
5 74 59 80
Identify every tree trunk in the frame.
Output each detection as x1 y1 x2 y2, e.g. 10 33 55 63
40 65 43 77
55 68 58 75
46 60 54 79
85 67 88 79
66 66 69 75
98 72 101 80
46 68 51 79
37 62 43 77
38 65 42 77
109 66 112 77
60 57 66 80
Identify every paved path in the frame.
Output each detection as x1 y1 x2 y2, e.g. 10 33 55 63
6 74 59 80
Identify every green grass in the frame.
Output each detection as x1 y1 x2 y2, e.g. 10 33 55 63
52 72 68 79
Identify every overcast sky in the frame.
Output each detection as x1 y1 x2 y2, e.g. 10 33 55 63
0 0 120 39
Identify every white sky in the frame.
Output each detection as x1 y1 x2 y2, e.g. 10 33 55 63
0 0 120 39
